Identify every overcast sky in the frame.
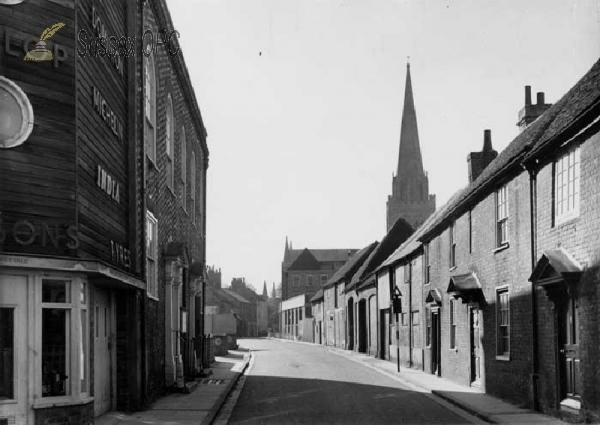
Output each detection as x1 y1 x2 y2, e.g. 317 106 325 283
167 0 600 291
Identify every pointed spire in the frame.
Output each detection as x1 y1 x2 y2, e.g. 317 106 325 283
272 282 276 298
263 281 268 297
285 236 289 252
397 61 424 178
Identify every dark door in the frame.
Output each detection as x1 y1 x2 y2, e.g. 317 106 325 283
380 310 389 360
560 298 580 401
431 310 441 376
358 300 367 353
347 299 354 350
470 308 482 385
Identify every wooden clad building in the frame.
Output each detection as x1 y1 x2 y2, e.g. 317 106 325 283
0 0 209 423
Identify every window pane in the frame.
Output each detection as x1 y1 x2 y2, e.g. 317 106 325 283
80 310 88 392
0 308 14 399
42 280 70 303
42 308 70 397
80 282 87 305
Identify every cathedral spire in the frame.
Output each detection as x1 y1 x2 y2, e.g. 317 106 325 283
397 62 424 178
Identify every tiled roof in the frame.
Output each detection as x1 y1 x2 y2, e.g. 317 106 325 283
323 242 379 289
309 289 324 302
378 187 467 270
418 59 600 242
284 248 357 267
221 288 250 303
346 218 414 293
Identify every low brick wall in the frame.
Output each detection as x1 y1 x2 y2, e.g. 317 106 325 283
34 401 93 425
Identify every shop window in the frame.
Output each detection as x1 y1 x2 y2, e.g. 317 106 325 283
41 279 88 398
554 145 580 225
0 307 14 399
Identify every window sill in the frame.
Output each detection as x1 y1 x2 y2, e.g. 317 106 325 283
0 399 17 405
496 355 510 361
449 348 458 352
554 214 580 228
493 242 510 254
147 293 159 301
449 266 457 272
33 396 94 409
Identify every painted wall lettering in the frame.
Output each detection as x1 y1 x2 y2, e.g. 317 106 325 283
96 164 121 203
88 6 125 77
110 240 130 269
92 86 124 143
0 216 79 249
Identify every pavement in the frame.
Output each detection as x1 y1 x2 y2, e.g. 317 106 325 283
275 338 565 424
94 349 251 425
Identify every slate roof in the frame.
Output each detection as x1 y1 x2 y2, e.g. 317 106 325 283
419 58 600 242
323 242 379 289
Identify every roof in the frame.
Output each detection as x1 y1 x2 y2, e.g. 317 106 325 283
323 242 379 289
529 248 583 283
378 187 467 270
346 218 414 293
309 289 324 302
288 249 321 271
419 58 600 242
425 289 442 305
284 248 358 268
221 288 251 304
448 272 482 293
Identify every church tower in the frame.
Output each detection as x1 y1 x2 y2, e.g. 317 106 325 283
386 63 436 231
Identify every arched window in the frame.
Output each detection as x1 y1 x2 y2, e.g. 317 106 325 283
144 56 156 162
180 126 186 210
165 95 174 190
190 151 196 223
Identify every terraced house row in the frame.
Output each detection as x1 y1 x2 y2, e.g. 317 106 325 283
0 0 209 424
310 58 600 422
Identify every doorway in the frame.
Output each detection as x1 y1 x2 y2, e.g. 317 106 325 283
358 299 367 353
559 297 580 403
431 309 441 376
379 309 390 360
94 288 115 417
470 307 482 386
347 298 354 350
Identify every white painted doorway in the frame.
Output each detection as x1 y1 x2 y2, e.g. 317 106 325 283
94 288 114 417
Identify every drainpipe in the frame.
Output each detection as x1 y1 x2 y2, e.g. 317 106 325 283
527 164 540 412
408 260 413 368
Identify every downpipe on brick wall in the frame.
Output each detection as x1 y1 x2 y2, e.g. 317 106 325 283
526 163 540 412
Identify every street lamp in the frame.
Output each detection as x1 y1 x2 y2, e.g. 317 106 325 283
391 286 402 372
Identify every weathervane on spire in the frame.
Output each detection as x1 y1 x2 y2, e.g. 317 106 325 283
407 56 410 67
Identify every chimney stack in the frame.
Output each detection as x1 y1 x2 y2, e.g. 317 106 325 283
467 130 498 183
517 86 551 132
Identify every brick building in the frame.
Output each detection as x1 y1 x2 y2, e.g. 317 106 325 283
142 0 209 403
386 63 436 232
374 59 600 421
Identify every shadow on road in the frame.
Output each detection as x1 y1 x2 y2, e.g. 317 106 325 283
228 375 471 424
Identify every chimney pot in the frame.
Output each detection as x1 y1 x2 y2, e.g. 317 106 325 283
537 92 545 105
483 129 492 151
525 86 532 106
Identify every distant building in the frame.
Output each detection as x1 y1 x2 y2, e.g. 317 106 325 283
386 63 436 232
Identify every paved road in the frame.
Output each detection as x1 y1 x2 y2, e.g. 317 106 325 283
228 338 475 424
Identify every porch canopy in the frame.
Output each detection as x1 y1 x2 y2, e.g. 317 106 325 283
447 272 485 305
529 248 583 303
425 288 442 306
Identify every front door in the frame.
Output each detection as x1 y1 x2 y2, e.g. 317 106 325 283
0 274 29 425
431 310 441 376
379 309 389 359
470 308 482 386
94 288 114 417
560 297 580 402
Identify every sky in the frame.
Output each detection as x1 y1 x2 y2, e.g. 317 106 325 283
167 0 600 291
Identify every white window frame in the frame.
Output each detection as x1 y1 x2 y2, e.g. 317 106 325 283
144 56 156 163
496 185 509 247
0 76 34 149
146 211 158 299
165 94 175 191
191 151 196 224
38 277 89 403
554 145 580 225
180 127 187 211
